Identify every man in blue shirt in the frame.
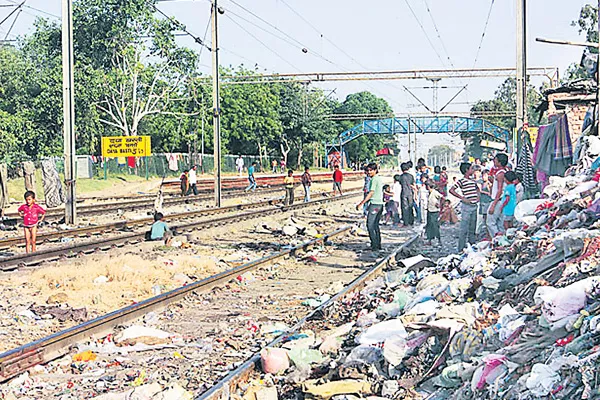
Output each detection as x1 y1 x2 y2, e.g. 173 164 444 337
245 162 257 192
150 212 172 245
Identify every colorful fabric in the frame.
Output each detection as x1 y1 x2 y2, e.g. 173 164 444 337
516 128 539 199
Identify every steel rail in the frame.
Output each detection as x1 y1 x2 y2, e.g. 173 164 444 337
0 185 365 250
0 225 356 381
0 195 282 250
0 192 361 270
197 233 421 400
2 187 283 220
3 174 364 221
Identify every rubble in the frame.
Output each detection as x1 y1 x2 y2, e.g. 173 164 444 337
221 139 600 399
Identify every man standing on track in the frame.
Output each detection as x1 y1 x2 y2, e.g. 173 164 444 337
301 166 312 202
356 162 384 254
188 165 198 195
236 155 244 177
332 164 343 196
245 161 257 192
399 162 416 227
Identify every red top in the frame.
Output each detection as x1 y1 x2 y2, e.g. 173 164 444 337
333 170 343 183
18 203 46 227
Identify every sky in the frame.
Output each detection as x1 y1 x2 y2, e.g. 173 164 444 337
0 0 593 115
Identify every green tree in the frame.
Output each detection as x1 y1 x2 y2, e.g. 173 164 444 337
333 92 393 163
220 67 282 168
277 83 339 169
573 4 598 49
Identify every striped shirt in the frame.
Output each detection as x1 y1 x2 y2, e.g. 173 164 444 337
452 177 480 203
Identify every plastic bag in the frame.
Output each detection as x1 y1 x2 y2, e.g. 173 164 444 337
357 319 407 345
260 348 290 374
526 363 560 396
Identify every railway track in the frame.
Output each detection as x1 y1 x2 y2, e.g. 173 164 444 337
200 234 420 400
2 175 364 222
2 186 283 221
0 225 357 382
0 192 361 270
0 226 418 397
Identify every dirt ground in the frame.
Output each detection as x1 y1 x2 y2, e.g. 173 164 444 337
0 192 429 398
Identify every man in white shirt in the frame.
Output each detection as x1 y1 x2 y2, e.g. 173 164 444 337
236 155 244 177
188 165 198 195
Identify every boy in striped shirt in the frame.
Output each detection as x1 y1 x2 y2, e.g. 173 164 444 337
450 162 480 252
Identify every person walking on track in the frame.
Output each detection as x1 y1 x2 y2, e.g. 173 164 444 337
332 164 343 196
188 165 198 195
245 162 257 192
236 155 244 177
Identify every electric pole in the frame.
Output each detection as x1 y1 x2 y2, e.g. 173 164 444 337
212 0 222 207
597 0 600 125
516 0 527 131
62 0 76 224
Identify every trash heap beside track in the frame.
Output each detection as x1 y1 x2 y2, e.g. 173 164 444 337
231 164 600 397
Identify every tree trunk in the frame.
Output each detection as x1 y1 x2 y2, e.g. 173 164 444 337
296 140 304 169
280 138 290 167
257 141 263 171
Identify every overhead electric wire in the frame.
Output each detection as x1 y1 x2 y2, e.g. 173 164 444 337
3 4 21 40
420 0 454 68
224 13 301 72
150 1 211 51
278 0 366 70
472 0 495 68
225 0 343 69
402 0 446 67
0 1 24 28
6 0 57 19
266 0 406 110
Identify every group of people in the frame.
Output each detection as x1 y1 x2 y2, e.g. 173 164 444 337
279 164 344 206
179 165 198 196
356 159 451 253
355 153 521 254
450 153 520 251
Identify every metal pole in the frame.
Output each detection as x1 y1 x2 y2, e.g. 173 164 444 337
211 0 222 207
407 116 412 165
516 0 527 130
201 112 205 174
597 0 600 128
61 0 76 224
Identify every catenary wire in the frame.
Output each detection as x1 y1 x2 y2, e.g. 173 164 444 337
472 0 495 68
224 13 301 72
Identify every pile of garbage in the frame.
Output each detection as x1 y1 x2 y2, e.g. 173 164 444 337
242 163 600 398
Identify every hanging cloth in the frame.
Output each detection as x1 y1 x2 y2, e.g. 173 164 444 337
22 161 36 192
166 154 178 171
0 164 8 212
534 115 573 178
117 156 126 166
41 159 66 209
127 157 136 168
516 128 538 199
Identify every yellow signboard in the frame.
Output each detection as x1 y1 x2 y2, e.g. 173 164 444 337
101 136 151 157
